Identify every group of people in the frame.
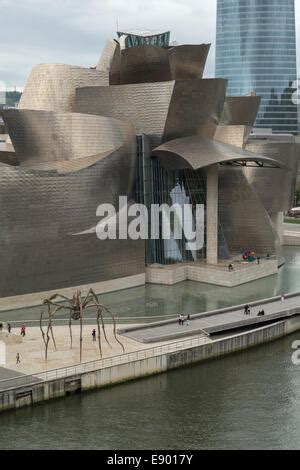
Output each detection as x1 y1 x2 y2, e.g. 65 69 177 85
178 314 191 326
243 250 257 263
244 304 265 317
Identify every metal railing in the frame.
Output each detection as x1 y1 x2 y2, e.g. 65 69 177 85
0 334 209 392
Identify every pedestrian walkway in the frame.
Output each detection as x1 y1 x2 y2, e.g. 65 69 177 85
120 293 300 343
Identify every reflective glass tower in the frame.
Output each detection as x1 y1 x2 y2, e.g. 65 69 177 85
215 0 298 134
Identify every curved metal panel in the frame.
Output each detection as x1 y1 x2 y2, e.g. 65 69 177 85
214 125 252 148
244 137 299 212
97 39 121 85
218 166 284 266
3 109 135 172
0 151 144 296
75 82 176 149
152 136 282 170
220 96 261 126
75 79 227 150
19 64 108 113
162 79 227 142
120 45 170 84
168 44 210 80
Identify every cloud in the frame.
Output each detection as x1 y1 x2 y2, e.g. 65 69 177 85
0 0 216 88
0 0 299 88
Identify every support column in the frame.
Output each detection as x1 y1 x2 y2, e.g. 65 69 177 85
270 211 284 245
206 164 218 265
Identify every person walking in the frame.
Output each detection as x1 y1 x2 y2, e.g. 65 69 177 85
281 295 285 303
16 353 20 364
20 324 26 337
244 305 249 316
92 329 96 342
7 323 11 334
186 314 191 326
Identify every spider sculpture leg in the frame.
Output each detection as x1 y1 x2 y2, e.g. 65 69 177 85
96 307 102 358
43 298 73 350
40 307 48 347
79 297 83 363
85 301 112 348
83 291 112 348
69 311 73 350
45 305 63 361
83 289 124 353
40 302 57 349
104 306 125 353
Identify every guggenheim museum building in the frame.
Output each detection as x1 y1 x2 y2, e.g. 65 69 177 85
0 30 298 298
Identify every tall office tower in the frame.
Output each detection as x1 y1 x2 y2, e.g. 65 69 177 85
215 0 298 134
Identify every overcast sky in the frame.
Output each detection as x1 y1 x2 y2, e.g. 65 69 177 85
0 0 300 89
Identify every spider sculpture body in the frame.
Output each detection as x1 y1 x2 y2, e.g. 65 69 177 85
40 288 124 362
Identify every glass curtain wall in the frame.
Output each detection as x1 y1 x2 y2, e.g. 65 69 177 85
216 0 298 134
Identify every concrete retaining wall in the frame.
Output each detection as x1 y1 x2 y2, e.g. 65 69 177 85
284 232 300 246
146 260 278 287
0 319 293 414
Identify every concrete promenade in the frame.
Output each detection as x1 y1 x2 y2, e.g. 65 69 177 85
284 222 300 246
0 292 300 412
119 292 300 343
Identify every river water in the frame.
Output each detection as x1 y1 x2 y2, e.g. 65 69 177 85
0 246 300 449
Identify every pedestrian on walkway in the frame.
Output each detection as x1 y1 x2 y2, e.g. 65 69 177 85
7 323 11 334
16 353 20 364
244 305 250 315
92 329 96 342
257 257 261 265
186 315 190 326
20 324 26 337
281 295 285 303
179 314 184 326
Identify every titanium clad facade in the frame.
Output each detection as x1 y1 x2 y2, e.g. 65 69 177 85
75 79 227 150
0 28 297 297
215 0 298 134
19 64 108 112
218 166 284 264
245 136 299 212
0 159 145 297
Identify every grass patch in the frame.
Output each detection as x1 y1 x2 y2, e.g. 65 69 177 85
284 218 300 224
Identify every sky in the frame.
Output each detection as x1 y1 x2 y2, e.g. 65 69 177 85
0 0 300 89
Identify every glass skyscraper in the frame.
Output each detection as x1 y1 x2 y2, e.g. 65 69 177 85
215 0 298 134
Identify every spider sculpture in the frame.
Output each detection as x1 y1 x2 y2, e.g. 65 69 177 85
40 288 124 362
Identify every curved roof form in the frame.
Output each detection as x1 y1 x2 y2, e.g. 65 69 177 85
3 109 135 173
220 96 261 127
152 136 284 171
168 44 210 80
75 79 227 150
19 64 108 113
96 39 121 85
120 45 170 84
